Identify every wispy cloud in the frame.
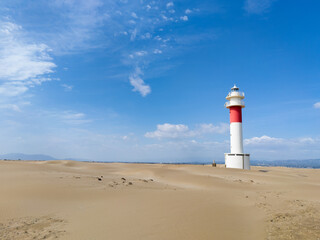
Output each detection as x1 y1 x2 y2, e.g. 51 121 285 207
61 84 73 91
0 102 30 112
166 2 174 8
60 111 91 125
131 12 138 19
244 0 276 14
197 123 229 135
49 0 107 53
145 123 228 139
244 135 319 149
180 16 188 21
153 49 162 54
88 0 197 96
130 28 138 41
314 102 320 109
244 135 320 160
134 51 148 57
1 0 201 97
129 67 151 97
0 20 56 103
145 123 190 139
0 83 28 97
244 135 283 145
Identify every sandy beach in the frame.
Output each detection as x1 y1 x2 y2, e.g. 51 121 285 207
0 160 319 240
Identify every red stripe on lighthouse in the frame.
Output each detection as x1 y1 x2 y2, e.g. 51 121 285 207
230 106 242 123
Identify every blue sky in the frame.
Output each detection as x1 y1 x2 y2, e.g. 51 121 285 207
0 0 319 162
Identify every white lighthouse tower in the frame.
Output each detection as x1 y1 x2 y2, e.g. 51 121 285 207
224 85 250 170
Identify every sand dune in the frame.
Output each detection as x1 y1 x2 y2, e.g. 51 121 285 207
0 160 319 239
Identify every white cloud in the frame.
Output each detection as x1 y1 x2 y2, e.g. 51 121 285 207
0 100 30 113
244 135 320 147
298 137 316 144
197 123 229 134
244 0 276 14
314 102 320 109
131 12 138 19
180 16 189 21
0 0 199 99
0 43 55 81
60 111 91 125
145 123 228 139
63 112 85 120
153 49 162 54
129 67 151 97
185 9 192 14
161 15 168 21
130 28 137 41
141 33 151 39
49 0 107 53
0 83 29 97
244 135 284 145
115 10 122 15
166 2 174 8
129 51 148 59
0 21 56 98
61 84 73 91
145 123 190 139
243 135 320 160
0 104 21 112
135 51 148 57
53 0 195 98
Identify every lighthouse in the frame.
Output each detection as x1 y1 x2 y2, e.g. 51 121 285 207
224 85 250 170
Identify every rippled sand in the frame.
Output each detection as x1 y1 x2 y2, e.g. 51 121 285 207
0 160 319 239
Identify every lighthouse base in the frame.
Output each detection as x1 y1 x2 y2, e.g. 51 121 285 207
225 153 250 170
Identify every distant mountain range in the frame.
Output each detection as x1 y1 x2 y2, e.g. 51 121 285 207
0 153 56 161
0 153 91 162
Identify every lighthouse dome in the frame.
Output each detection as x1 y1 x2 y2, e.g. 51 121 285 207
231 84 239 91
225 84 245 107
